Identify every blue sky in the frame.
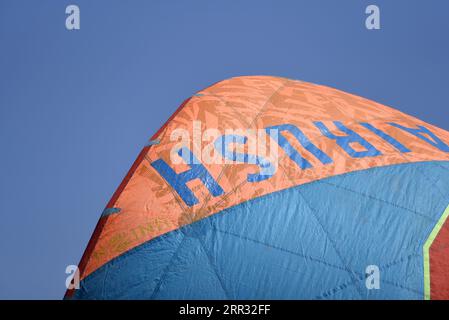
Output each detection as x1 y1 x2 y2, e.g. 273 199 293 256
0 0 448 299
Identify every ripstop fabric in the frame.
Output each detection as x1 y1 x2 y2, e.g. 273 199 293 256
66 76 449 300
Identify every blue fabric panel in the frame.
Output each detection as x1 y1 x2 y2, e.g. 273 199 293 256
151 236 229 299
72 161 449 300
74 231 184 299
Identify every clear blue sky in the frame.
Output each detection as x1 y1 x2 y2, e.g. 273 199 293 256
0 0 448 299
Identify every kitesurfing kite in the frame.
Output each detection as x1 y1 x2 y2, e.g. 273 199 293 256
65 76 449 299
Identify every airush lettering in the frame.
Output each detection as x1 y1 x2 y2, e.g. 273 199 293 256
314 121 382 158
388 123 449 152
266 123 332 169
151 147 224 207
214 134 277 182
151 122 449 207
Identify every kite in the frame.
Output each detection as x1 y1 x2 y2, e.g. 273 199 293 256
66 76 449 299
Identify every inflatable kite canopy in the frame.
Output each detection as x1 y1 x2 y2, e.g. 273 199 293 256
66 76 449 299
